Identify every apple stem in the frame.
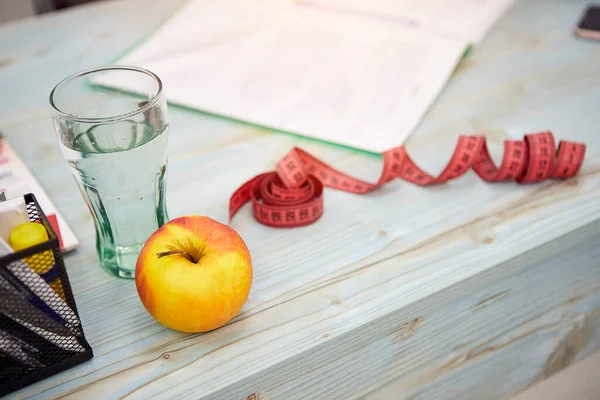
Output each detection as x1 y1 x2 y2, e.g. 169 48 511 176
156 250 195 263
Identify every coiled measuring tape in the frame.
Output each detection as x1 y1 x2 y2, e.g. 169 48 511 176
229 131 586 228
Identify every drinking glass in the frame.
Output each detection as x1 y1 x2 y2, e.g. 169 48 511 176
49 66 170 279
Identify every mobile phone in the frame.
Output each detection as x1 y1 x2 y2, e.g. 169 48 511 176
575 5 600 41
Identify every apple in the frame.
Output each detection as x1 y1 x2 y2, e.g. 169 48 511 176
135 216 252 333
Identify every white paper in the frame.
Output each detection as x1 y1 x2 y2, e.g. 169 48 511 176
297 0 517 44
93 0 469 153
0 197 29 243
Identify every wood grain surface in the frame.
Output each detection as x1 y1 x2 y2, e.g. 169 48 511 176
0 0 599 398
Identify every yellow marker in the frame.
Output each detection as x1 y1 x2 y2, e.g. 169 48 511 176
9 222 65 299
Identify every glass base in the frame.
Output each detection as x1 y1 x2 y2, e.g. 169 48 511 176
101 262 136 279
97 243 143 279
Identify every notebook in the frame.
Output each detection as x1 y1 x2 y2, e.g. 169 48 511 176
0 136 78 252
93 0 514 153
297 0 517 44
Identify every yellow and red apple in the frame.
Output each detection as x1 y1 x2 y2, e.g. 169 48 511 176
135 216 252 333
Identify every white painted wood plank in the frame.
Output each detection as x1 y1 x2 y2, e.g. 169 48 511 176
0 0 598 398
207 221 600 400
361 223 600 400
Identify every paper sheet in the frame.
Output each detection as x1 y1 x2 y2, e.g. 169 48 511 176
297 0 517 44
94 0 469 153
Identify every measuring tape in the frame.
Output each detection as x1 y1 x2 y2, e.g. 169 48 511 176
229 131 586 228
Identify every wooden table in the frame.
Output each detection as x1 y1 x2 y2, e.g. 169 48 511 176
1 0 599 398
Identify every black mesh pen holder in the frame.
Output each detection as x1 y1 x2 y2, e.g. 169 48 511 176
0 193 93 396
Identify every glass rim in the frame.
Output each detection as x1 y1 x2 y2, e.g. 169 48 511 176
49 65 163 124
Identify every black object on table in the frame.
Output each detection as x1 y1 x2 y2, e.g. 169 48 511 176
0 193 93 397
